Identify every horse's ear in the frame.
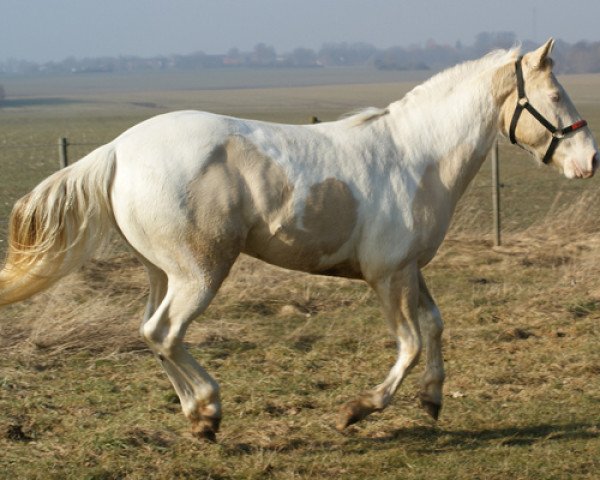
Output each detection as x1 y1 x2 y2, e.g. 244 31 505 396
527 38 555 70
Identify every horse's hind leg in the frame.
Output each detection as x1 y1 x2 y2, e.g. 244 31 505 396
140 260 168 322
141 271 226 440
337 263 422 430
417 272 445 420
139 234 239 440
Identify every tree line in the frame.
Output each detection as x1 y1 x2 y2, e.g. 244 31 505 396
2 32 600 77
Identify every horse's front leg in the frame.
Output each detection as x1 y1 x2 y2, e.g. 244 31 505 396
417 272 445 420
336 262 422 430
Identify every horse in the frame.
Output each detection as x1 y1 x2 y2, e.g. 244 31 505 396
0 39 597 441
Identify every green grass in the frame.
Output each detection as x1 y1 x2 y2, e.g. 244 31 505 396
1 243 598 479
0 69 599 479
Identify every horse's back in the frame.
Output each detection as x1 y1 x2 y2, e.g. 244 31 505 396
111 110 305 229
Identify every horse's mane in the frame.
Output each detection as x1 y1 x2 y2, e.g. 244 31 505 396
409 47 521 100
343 106 391 126
345 47 521 126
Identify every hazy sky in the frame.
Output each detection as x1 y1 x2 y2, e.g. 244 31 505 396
2 0 600 63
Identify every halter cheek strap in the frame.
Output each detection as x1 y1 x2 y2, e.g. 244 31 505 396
509 56 588 164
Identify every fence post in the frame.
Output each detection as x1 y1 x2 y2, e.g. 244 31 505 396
491 138 501 246
58 137 68 169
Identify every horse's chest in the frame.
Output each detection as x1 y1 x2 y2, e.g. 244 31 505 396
360 172 453 270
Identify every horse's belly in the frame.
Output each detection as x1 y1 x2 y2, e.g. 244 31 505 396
243 222 361 278
240 163 363 277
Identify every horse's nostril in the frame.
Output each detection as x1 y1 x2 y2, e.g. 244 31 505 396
592 153 598 172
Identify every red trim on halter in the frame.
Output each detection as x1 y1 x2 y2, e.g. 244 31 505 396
571 119 587 131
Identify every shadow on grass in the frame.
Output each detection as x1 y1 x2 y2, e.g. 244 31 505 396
224 422 598 456
372 422 599 453
1 97 89 108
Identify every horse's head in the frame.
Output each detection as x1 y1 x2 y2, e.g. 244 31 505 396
502 38 598 179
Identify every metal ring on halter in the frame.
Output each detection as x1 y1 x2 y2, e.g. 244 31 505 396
508 56 588 164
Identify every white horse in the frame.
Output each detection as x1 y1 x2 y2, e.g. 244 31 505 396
0 40 597 440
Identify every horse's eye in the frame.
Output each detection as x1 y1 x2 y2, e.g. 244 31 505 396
550 92 560 102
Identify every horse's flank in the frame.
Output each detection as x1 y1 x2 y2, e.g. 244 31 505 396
183 135 361 281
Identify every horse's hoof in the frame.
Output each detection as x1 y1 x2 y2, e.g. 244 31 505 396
336 402 362 431
336 399 378 431
193 426 217 442
191 416 221 442
420 398 441 421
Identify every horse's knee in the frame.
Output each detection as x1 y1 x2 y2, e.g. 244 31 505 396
140 322 180 358
140 321 160 348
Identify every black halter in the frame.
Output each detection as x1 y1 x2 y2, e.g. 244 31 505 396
509 56 588 164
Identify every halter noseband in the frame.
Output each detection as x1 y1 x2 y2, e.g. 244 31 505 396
509 56 588 164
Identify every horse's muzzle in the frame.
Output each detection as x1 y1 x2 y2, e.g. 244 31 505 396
590 153 599 177
572 153 598 178
582 153 598 178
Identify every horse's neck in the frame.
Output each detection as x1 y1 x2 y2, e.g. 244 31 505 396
391 67 505 203
434 98 498 202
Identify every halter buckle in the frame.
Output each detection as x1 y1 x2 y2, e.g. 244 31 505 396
518 97 529 107
552 130 564 139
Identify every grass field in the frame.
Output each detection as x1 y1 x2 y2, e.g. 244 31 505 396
0 68 599 479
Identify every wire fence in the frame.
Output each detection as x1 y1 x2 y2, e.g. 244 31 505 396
0 142 100 148
0 137 592 241
0 138 103 230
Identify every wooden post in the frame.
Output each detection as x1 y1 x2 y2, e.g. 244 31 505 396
58 137 68 169
491 138 501 246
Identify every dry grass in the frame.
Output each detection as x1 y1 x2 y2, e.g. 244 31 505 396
1 189 599 479
1 70 599 479
7 188 599 354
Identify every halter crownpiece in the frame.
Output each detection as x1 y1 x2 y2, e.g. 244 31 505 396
509 56 588 164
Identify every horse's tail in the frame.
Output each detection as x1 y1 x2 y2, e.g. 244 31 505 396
0 144 116 306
